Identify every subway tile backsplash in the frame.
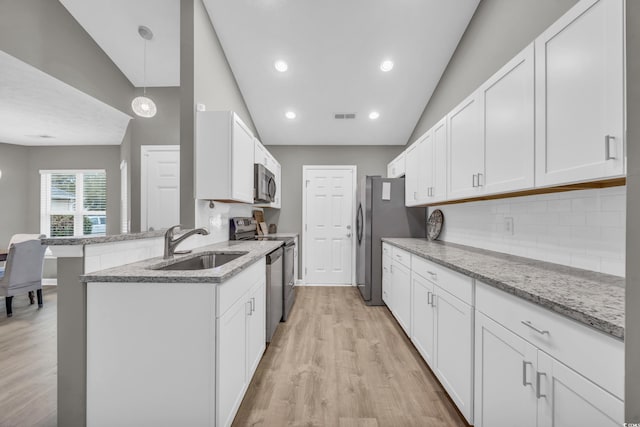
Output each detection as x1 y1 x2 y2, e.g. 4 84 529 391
430 186 626 276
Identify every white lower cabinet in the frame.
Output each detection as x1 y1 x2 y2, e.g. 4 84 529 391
216 272 266 427
410 272 435 367
475 281 623 427
433 287 474 422
390 261 411 336
382 251 392 307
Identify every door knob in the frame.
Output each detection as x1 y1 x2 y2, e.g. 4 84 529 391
346 225 352 230
346 233 352 238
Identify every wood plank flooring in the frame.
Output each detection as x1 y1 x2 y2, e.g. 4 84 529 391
233 287 467 427
0 287 57 427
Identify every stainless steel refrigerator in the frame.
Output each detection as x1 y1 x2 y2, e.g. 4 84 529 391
356 176 426 306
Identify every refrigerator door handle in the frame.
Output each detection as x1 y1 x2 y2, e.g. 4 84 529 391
356 203 364 244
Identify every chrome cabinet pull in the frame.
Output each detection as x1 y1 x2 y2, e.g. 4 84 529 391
251 297 256 314
605 135 616 160
536 371 546 398
522 361 532 386
427 271 437 281
246 301 252 316
521 320 549 335
427 291 432 306
472 174 477 187
477 172 483 187
430 294 436 308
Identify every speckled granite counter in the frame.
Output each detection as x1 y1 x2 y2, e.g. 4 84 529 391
42 229 168 246
81 239 282 284
382 238 625 339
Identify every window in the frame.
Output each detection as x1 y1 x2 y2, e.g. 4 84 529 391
40 170 107 237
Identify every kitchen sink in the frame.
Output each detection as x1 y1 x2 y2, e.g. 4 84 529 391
155 252 247 271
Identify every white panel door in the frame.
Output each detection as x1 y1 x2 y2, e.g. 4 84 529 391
535 0 624 187
246 280 266 378
537 352 623 427
304 167 354 284
483 43 535 195
447 90 483 200
474 312 538 427
141 145 180 232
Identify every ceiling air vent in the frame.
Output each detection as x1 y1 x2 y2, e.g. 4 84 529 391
334 113 357 120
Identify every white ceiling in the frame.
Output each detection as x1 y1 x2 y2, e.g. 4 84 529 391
0 50 131 146
59 0 180 87
203 0 480 145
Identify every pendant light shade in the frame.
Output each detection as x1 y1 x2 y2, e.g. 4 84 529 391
132 25 157 118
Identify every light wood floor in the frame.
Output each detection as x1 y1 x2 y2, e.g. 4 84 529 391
233 286 467 427
0 287 57 427
0 286 466 427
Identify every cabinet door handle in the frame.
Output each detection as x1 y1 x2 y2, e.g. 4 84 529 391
427 271 437 281
536 371 547 399
413 191 417 200
251 297 256 314
427 291 432 306
605 135 616 160
430 294 436 308
472 174 477 188
246 301 252 316
522 361 532 386
521 320 549 335
477 172 483 187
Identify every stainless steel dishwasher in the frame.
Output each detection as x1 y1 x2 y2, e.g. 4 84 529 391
266 247 284 342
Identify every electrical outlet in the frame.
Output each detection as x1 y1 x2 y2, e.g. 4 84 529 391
504 217 514 235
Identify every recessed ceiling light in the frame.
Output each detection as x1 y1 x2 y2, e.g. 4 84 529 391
380 60 394 72
285 111 296 119
274 60 288 72
369 111 380 120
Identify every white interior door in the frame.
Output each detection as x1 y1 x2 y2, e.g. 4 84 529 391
141 145 180 232
303 166 356 285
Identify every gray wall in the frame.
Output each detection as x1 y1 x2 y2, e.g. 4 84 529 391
179 0 257 228
409 0 578 142
0 144 30 245
0 0 133 115
626 0 640 420
130 87 181 232
263 145 405 273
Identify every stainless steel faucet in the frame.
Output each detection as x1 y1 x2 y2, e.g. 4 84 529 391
164 225 210 259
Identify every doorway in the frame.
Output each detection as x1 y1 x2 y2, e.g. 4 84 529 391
141 145 180 232
302 165 357 285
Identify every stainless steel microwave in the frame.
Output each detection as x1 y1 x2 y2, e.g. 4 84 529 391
254 163 276 203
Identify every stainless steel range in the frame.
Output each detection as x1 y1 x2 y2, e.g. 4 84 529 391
230 217 297 335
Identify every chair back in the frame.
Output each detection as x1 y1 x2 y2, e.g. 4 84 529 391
0 235 47 290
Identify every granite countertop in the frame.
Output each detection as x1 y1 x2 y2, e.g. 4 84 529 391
81 240 283 284
42 230 168 246
382 238 625 340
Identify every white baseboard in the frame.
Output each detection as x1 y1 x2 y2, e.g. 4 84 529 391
297 282 354 287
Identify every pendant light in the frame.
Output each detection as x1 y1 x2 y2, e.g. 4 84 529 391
131 25 157 118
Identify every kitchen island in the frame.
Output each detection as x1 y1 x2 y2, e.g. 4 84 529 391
81 239 281 427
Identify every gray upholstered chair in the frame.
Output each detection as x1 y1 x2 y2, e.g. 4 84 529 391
0 234 47 317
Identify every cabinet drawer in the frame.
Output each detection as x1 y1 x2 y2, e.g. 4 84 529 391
476 281 624 399
217 259 265 318
391 246 411 268
382 243 392 258
412 255 473 305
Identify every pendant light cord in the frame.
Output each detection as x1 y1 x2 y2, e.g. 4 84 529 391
143 38 147 96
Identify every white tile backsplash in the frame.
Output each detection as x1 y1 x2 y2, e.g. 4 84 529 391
186 200 258 250
431 186 626 276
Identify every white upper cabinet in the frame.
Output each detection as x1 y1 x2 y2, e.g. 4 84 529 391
535 0 624 187
430 117 448 203
195 111 254 203
447 90 483 200
482 44 535 195
387 152 406 178
254 139 268 166
404 140 421 206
